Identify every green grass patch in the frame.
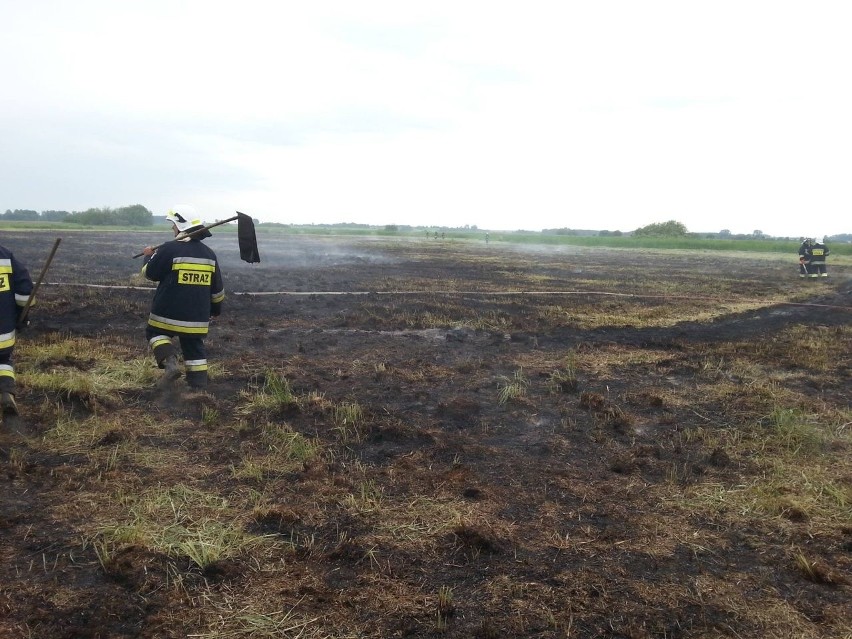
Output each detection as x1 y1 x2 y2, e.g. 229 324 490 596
92 484 275 570
678 408 852 526
18 334 158 403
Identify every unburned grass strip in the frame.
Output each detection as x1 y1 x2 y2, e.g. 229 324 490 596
91 484 281 573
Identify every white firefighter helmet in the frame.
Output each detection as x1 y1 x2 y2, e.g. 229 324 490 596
166 204 203 232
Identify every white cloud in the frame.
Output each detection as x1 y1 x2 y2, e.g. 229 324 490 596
1 1 850 236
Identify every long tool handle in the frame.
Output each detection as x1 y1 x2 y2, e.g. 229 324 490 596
18 237 61 329
132 215 239 258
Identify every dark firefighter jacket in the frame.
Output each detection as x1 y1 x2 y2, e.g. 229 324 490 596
142 238 224 336
809 242 830 266
0 245 34 350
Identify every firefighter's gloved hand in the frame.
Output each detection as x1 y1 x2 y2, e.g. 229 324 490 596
15 307 30 330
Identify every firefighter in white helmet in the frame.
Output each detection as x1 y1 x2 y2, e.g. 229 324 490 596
141 205 225 389
808 236 830 278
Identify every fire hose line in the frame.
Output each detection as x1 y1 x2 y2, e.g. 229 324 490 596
44 282 852 310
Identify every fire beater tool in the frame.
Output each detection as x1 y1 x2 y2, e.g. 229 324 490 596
18 237 61 330
132 212 260 263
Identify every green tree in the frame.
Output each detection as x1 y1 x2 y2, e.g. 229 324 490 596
633 220 688 237
3 209 39 221
115 204 153 226
64 205 153 226
41 210 70 221
65 207 116 225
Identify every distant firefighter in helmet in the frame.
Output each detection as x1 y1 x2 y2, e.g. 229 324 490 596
140 205 225 389
798 236 830 278
808 236 830 277
798 237 812 277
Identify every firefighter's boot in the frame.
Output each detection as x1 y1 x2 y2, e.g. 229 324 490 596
1 392 18 417
186 370 208 390
162 356 182 382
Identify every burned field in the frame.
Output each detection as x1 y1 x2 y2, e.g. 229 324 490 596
1 229 850 638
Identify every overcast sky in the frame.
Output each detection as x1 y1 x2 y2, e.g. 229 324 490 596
2 1 850 237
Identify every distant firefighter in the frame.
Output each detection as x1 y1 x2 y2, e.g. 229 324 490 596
798 237 813 278
809 238 830 277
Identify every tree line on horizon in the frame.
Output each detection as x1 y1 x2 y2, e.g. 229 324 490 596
2 205 153 226
2 209 849 242
542 220 850 242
